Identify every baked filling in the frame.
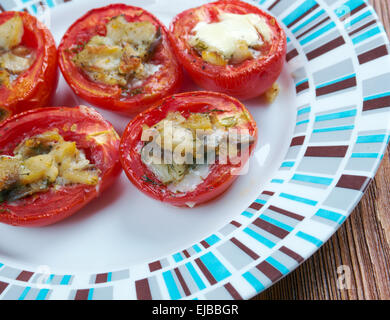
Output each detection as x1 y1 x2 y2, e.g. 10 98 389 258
188 12 272 66
0 131 99 203
140 110 255 193
72 15 162 88
0 14 35 87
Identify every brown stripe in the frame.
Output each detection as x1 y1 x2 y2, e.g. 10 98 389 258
268 0 281 11
305 146 349 157
174 268 191 297
336 174 369 191
195 258 217 285
0 281 8 295
268 205 305 221
231 237 260 260
183 250 191 258
74 289 90 300
316 76 356 96
307 36 345 60
297 16 331 40
363 96 390 111
279 246 304 263
230 220 242 228
0 5 4 12
287 4 320 28
95 273 108 284
340 3 367 21
250 202 263 211
286 48 299 62
201 240 210 249
262 190 275 196
135 278 152 300
16 271 33 282
224 283 243 300
358 45 389 65
257 261 283 282
253 218 289 239
296 81 309 93
290 136 306 146
149 261 162 273
349 19 376 36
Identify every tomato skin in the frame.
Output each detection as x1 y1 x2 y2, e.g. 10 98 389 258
0 11 58 121
169 0 287 101
0 106 122 227
58 4 183 115
119 91 258 207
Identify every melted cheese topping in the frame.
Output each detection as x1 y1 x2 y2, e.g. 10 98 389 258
73 15 162 88
0 14 35 86
189 12 272 65
140 111 255 195
0 131 99 203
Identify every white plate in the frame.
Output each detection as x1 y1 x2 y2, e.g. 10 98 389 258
0 0 389 300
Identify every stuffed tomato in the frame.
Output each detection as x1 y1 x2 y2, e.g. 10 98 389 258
0 106 121 227
120 91 258 207
0 11 58 121
170 0 286 100
58 4 183 115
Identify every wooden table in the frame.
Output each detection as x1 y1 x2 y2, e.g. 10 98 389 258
254 0 390 300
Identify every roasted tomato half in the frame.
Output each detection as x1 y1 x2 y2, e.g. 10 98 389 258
0 106 121 227
170 0 286 100
120 91 258 207
58 4 183 115
0 11 58 122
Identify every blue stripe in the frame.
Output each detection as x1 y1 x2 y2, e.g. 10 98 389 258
255 198 267 205
185 262 206 290
0 263 3 268
173 253 184 263
297 106 311 115
364 91 390 101
280 192 318 206
315 209 346 224
199 252 232 282
281 161 295 168
349 10 372 26
296 78 308 86
296 231 323 247
242 211 254 218
292 174 333 186
300 21 336 45
315 109 357 122
352 26 382 45
260 214 294 232
46 274 54 284
193 244 202 253
205 234 221 246
296 119 309 126
336 0 365 17
36 289 50 300
351 153 380 158
60 275 72 285
266 257 290 275
162 271 181 300
45 0 55 7
316 74 356 89
313 125 355 133
87 289 94 300
107 272 112 282
243 228 276 248
357 134 386 143
271 179 284 184
283 0 318 26
243 271 265 292
18 287 31 300
292 9 326 34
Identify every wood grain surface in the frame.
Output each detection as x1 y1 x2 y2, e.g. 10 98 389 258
254 0 390 300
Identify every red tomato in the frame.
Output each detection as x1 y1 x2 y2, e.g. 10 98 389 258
170 0 287 100
58 4 183 115
0 11 58 121
119 91 258 207
0 106 121 227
